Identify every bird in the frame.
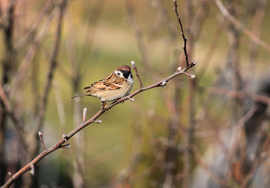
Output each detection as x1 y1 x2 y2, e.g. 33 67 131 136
71 65 134 109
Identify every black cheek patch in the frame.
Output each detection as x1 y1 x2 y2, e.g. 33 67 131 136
122 71 130 79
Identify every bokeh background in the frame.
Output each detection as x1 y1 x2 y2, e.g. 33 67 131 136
1 0 270 187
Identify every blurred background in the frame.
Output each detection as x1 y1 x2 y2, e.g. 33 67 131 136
0 0 270 187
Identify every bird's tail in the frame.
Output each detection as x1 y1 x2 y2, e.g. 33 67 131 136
71 93 90 99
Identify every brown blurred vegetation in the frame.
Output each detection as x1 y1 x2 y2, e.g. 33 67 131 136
0 0 270 187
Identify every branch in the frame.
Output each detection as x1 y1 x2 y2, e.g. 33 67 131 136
173 1 196 187
192 146 230 187
1 60 196 188
0 83 28 151
215 0 270 53
13 0 55 52
131 61 143 88
38 132 46 151
173 0 190 67
36 0 67 132
12 6 57 90
209 87 270 105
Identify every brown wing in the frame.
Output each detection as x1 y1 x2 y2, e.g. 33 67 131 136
83 72 125 92
103 73 126 90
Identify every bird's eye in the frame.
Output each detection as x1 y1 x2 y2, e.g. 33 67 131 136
117 72 121 76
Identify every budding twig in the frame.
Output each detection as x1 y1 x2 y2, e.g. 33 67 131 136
29 163 35 176
184 72 196 79
83 108 87 123
38 131 46 151
95 120 102 124
61 143 71 149
131 61 144 88
160 80 167 87
62 134 68 141
173 0 190 67
127 96 135 102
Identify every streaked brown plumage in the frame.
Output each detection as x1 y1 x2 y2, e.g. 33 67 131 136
71 65 134 108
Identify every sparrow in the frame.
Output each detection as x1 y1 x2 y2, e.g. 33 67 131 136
71 65 134 108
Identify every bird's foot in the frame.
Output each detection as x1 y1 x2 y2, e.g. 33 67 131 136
101 101 107 110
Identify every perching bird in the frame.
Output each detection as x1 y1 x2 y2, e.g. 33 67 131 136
71 65 134 108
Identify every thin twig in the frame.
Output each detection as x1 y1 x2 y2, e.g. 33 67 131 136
38 132 46 151
240 151 268 188
215 0 270 53
173 1 196 187
0 83 28 151
247 0 267 81
13 0 55 51
82 108 87 123
29 163 35 176
209 87 270 105
173 0 190 67
66 7 87 187
36 0 67 132
12 7 58 91
0 83 12 111
131 61 144 88
192 146 230 187
8 172 12 178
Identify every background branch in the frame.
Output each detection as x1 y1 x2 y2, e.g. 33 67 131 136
215 0 270 52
